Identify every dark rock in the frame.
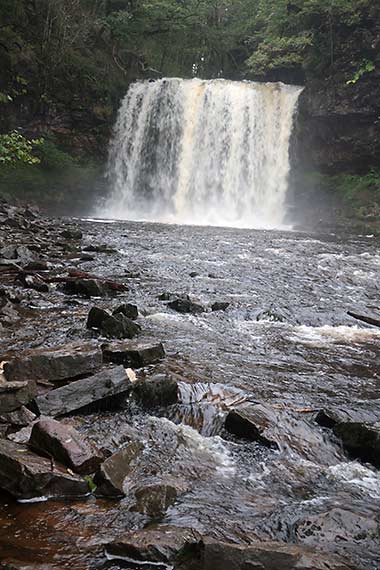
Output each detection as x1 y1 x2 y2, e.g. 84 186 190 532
208 273 217 279
189 272 199 278
95 441 143 497
0 406 36 428
80 254 95 261
168 298 205 315
180 538 357 570
24 260 49 271
0 439 88 500
0 381 38 413
333 422 380 468
83 244 117 254
32 365 131 417
224 405 278 448
128 476 189 516
113 303 139 320
63 278 112 298
21 274 49 293
29 418 103 475
61 229 83 240
101 313 141 339
133 374 179 408
211 302 230 312
86 307 110 329
102 341 165 367
4 343 103 383
315 407 380 429
106 526 201 564
158 292 177 301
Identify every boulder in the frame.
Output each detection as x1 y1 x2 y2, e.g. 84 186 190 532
224 405 279 448
86 307 110 329
102 341 165 367
0 381 37 413
4 343 103 383
32 366 131 417
106 526 201 564
61 229 83 240
128 476 189 517
0 439 88 500
315 407 380 429
95 441 143 497
333 422 380 468
168 298 205 315
211 302 230 312
29 418 103 474
63 278 111 298
113 303 139 320
101 313 141 339
133 374 179 409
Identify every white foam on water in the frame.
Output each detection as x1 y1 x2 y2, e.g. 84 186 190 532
327 462 380 499
288 324 380 347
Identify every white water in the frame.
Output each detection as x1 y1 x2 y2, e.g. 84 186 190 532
104 78 303 228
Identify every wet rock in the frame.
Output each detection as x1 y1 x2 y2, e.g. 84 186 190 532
95 441 144 497
128 476 189 516
158 292 177 301
168 298 205 315
102 341 165 367
333 422 380 468
179 538 357 570
133 374 179 409
106 526 201 565
20 274 49 293
211 302 230 312
29 418 103 475
0 406 36 428
0 380 37 413
32 366 131 417
189 272 199 278
113 303 139 320
16 246 35 264
101 313 141 340
0 439 88 499
80 253 95 262
224 405 279 448
0 246 17 260
315 407 380 429
4 343 103 383
61 229 83 240
86 306 110 329
63 278 112 298
24 260 50 271
83 244 117 254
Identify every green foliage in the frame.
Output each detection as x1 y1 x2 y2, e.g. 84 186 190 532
346 59 378 85
0 131 43 166
84 475 97 493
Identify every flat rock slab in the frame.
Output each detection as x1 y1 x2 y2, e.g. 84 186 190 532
29 418 103 474
32 366 131 417
316 407 380 428
4 343 103 383
102 341 165 367
0 380 37 413
0 406 36 428
0 439 88 500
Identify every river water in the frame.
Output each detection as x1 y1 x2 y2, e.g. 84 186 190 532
1 221 379 569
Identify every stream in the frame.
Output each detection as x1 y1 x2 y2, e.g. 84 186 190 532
1 220 379 570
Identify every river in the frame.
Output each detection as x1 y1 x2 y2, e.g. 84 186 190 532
1 220 379 569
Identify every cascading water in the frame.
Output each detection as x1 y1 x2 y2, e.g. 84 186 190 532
104 78 303 228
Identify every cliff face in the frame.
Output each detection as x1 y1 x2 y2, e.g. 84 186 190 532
296 74 380 175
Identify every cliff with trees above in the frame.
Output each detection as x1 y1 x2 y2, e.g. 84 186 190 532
0 0 379 228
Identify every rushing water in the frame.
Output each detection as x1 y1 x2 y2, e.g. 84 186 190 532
1 221 379 569
104 79 302 228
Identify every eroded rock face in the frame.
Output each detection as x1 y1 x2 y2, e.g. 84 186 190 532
333 422 380 468
102 341 165 368
29 418 103 474
0 439 88 500
3 343 103 384
32 366 131 417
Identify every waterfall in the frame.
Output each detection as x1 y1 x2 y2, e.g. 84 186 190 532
104 78 302 228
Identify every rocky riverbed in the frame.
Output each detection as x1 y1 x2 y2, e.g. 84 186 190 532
0 198 379 570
